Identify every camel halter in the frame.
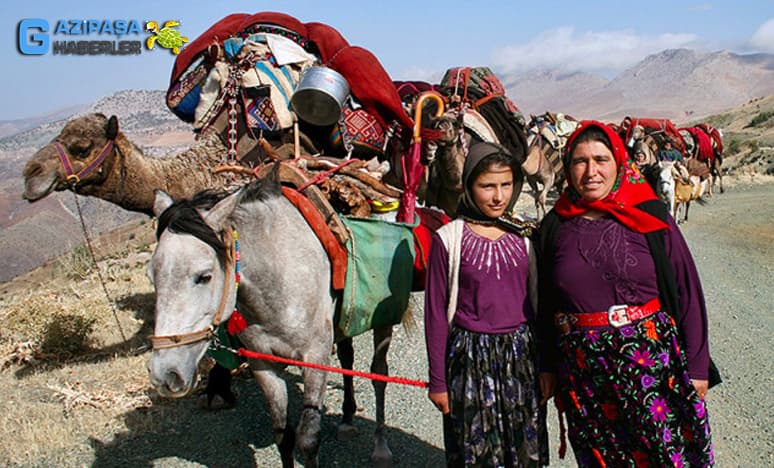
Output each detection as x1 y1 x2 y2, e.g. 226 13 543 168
52 140 115 186
150 229 238 350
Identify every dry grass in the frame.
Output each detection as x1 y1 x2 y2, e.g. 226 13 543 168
0 222 162 465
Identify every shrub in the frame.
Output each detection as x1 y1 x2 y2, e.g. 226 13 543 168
41 314 97 355
748 111 773 128
726 138 741 155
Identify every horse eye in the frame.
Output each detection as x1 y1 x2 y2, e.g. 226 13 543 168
195 273 212 285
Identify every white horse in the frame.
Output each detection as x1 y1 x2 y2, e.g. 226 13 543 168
147 172 411 467
656 161 678 218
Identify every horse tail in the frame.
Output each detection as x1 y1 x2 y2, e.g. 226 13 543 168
400 304 418 333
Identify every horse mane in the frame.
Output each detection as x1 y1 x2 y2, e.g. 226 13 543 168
155 189 233 266
154 170 284 265
240 166 283 204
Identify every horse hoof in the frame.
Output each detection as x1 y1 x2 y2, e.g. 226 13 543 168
337 423 358 441
371 448 393 468
198 392 236 411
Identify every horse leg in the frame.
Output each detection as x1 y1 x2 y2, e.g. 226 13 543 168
370 326 394 467
252 367 294 467
296 366 328 468
526 177 541 219
336 337 359 441
715 162 724 194
200 363 237 409
538 168 555 221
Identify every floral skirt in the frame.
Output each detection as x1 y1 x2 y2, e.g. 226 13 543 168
446 324 547 467
556 311 713 467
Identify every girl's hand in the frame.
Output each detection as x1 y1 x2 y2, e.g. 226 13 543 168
539 372 557 405
429 391 450 414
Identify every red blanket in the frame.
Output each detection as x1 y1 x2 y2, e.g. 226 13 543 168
696 123 723 156
624 117 686 155
686 126 715 163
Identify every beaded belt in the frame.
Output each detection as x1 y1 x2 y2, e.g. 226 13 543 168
555 298 661 333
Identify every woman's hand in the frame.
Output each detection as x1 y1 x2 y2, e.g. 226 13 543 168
429 391 450 414
539 372 557 405
692 379 709 400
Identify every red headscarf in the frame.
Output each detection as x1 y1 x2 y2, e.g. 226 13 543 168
554 120 669 233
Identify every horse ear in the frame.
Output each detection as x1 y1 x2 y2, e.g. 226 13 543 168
106 115 119 140
153 190 174 217
203 189 242 231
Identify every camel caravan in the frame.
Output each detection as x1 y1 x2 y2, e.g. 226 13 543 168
20 10 726 467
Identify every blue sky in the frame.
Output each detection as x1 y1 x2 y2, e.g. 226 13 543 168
2 1 773 121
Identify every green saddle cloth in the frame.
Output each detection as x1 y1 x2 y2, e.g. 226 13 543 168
338 215 417 338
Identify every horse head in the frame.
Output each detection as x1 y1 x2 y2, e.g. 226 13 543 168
22 113 121 201
146 187 242 398
627 124 646 149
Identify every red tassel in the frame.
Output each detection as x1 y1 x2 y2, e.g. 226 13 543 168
227 310 247 335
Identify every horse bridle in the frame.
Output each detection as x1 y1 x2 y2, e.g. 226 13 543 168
150 229 236 350
52 140 115 186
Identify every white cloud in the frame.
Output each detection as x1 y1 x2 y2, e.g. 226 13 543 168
492 27 699 75
749 18 774 52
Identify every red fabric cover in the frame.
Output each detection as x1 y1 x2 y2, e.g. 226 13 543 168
411 207 451 291
623 117 686 155
685 126 714 163
170 13 249 85
695 123 723 156
555 121 670 234
281 187 347 290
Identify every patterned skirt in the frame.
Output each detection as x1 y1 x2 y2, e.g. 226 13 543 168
446 324 547 467
556 311 713 467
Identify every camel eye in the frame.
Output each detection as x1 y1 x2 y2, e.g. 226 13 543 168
194 273 212 285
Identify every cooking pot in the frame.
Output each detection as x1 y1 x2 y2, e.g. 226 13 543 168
291 66 350 126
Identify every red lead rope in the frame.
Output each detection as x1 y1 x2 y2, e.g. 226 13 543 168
235 348 429 388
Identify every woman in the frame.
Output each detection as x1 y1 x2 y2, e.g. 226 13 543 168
425 141 551 467
537 121 714 466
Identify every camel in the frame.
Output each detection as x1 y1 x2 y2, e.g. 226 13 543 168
522 114 577 219
425 109 527 217
21 113 254 216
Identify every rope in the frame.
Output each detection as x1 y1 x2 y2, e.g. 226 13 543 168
71 191 128 343
235 347 429 388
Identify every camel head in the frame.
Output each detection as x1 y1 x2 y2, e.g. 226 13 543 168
427 112 466 192
22 113 120 202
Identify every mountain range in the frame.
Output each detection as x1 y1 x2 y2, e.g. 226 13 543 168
0 47 772 283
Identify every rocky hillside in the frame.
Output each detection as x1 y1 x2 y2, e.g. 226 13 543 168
0 90 194 283
507 49 774 122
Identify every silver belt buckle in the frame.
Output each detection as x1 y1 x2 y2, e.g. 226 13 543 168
607 304 631 327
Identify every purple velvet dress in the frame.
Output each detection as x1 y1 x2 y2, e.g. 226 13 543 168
425 223 546 466
547 214 713 467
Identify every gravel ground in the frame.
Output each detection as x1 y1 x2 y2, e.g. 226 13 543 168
11 181 774 467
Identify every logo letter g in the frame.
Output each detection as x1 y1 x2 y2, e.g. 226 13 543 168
18 19 49 55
